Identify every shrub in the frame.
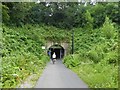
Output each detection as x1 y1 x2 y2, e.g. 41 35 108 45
102 17 116 39
88 50 99 63
103 51 118 65
63 55 73 68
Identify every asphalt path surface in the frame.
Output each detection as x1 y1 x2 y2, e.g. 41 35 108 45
35 60 88 88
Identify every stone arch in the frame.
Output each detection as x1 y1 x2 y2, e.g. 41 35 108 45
48 44 64 59
45 41 69 56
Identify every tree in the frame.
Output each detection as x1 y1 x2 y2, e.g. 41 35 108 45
105 3 119 25
89 3 106 28
84 10 93 31
2 4 10 23
2 2 34 26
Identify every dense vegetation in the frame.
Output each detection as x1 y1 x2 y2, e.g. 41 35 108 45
2 2 119 29
2 24 47 88
1 24 69 88
1 1 119 88
64 17 118 88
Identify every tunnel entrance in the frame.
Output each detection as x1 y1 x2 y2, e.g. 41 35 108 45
47 44 64 60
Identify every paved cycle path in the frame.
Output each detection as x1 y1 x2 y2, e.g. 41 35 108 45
35 60 88 88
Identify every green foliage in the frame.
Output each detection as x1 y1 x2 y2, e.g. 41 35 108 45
2 4 10 23
87 44 104 63
2 25 50 88
64 16 118 88
105 3 119 24
2 2 35 26
41 25 70 42
2 2 119 28
71 64 118 88
88 4 106 28
2 24 70 88
102 17 116 39
2 53 48 88
63 55 73 68
88 49 99 63
84 10 93 30
64 53 118 88
1 2 119 88
103 51 118 65
64 54 81 68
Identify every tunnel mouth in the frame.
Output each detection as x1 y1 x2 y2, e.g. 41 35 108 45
47 44 65 60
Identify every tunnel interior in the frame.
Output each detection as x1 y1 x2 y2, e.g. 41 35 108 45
47 44 65 60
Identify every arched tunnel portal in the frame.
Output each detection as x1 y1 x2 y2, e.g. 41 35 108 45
47 44 65 59
46 41 69 60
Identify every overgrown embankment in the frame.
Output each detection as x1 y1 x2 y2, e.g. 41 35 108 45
1 25 49 88
63 17 118 88
1 24 70 88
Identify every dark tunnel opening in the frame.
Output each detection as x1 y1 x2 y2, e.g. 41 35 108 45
47 44 65 60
